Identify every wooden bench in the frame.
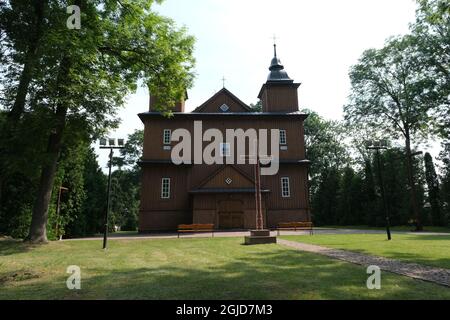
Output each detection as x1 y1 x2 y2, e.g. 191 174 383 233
276 222 314 236
177 224 215 238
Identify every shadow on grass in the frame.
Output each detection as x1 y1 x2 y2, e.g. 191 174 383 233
0 239 37 256
1 244 449 300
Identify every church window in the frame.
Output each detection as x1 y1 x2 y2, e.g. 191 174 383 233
161 178 171 199
220 143 231 157
280 129 287 145
163 129 171 145
281 177 290 198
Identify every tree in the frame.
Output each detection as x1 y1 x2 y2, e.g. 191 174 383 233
337 167 365 225
412 0 450 139
302 109 350 195
1 1 195 242
438 145 450 226
250 100 262 112
311 168 341 226
344 36 442 230
424 152 443 225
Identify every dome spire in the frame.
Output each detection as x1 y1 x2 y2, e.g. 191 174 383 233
267 41 293 82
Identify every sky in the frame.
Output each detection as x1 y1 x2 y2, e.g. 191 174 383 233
97 0 421 167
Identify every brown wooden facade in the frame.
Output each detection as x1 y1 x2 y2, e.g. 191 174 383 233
138 48 311 231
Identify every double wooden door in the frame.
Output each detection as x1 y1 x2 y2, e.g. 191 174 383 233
218 199 244 229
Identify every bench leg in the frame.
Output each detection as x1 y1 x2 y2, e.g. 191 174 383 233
212 231 214 238
277 229 280 236
178 232 180 238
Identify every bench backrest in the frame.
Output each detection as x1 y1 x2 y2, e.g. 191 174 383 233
178 224 214 230
278 222 313 228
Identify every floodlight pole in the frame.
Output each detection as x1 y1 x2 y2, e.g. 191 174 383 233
367 144 391 241
103 148 113 249
100 139 125 249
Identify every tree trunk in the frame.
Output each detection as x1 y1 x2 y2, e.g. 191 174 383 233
26 57 70 243
405 134 422 231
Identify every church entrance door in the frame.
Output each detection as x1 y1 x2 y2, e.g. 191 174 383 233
217 199 244 229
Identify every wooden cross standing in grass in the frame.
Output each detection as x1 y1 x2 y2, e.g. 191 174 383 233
240 140 273 230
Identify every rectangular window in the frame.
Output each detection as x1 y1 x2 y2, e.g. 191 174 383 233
161 178 170 199
279 129 287 145
220 142 231 157
281 177 290 198
163 129 171 145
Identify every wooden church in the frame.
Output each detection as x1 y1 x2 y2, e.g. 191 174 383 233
138 46 310 231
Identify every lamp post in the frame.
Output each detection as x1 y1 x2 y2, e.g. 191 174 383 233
367 140 391 241
99 137 125 249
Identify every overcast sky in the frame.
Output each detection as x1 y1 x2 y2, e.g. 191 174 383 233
97 0 421 167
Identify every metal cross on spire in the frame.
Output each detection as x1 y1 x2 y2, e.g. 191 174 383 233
221 76 226 88
271 34 279 57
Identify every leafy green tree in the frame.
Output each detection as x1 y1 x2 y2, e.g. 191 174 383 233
412 0 450 139
362 159 380 226
438 144 450 226
312 168 341 226
302 109 350 195
1 1 195 242
337 167 365 225
250 100 262 112
110 169 140 231
424 152 443 225
344 36 441 230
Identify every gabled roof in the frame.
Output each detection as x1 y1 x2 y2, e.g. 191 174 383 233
192 165 256 191
193 87 253 113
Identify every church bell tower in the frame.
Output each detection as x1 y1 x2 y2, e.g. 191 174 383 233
257 44 301 113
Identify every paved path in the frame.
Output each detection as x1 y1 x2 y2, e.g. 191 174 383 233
278 238 450 288
65 228 449 241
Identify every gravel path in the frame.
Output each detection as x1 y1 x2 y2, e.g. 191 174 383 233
277 239 450 288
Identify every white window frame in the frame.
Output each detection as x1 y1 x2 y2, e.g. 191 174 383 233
281 177 290 198
161 178 171 199
220 142 231 157
163 129 171 145
279 129 287 145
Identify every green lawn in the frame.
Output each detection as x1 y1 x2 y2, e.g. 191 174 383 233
1 237 449 299
281 234 450 269
322 225 450 233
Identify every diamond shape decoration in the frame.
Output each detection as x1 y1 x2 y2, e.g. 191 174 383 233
225 177 232 185
220 104 229 112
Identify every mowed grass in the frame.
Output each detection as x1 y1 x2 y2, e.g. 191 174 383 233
322 225 450 233
281 234 450 269
1 237 450 300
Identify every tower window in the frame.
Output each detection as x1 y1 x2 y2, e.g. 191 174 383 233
161 178 171 199
281 177 290 198
280 129 287 145
220 143 231 157
220 104 229 112
163 129 171 145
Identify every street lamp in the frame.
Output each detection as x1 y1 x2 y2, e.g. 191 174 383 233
366 139 391 241
99 137 125 249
